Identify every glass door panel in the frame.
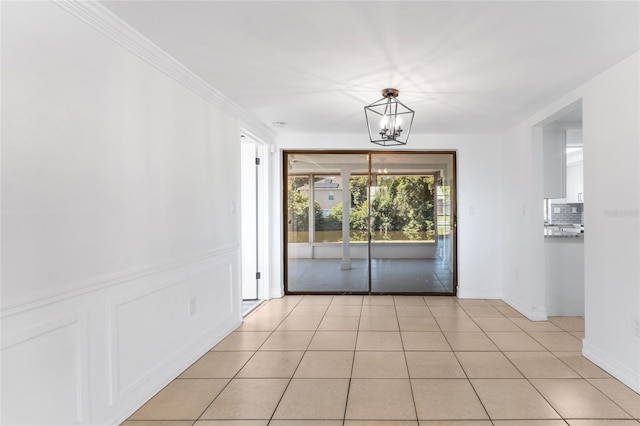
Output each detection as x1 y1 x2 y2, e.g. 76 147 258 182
284 151 456 295
286 153 369 293
369 153 455 294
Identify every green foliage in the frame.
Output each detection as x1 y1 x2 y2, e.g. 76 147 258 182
288 178 322 232
288 174 436 242
372 176 434 240
350 176 369 207
288 189 309 231
316 204 341 231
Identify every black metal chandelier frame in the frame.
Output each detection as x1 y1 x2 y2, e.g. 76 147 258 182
364 88 415 146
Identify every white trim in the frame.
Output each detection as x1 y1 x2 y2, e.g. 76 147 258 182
53 0 276 143
583 338 640 394
240 130 272 300
255 138 272 299
107 316 240 426
1 244 240 317
1 312 90 424
108 262 235 404
502 295 548 321
457 288 500 300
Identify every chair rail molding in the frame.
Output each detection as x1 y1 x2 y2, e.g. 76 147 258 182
1 244 240 317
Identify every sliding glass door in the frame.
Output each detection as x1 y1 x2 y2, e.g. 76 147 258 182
284 151 456 295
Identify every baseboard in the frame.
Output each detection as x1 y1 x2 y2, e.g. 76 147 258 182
270 283 284 299
502 295 548 321
456 287 501 300
582 339 640 394
108 316 241 426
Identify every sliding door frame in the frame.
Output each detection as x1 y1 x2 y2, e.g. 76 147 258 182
283 149 457 296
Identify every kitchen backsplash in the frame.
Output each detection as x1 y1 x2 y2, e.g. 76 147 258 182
550 203 584 224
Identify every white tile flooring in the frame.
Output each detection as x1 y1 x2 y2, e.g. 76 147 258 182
123 295 640 426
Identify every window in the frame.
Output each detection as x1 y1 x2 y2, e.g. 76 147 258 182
328 191 334 201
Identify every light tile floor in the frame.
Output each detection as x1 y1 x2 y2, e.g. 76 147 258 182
123 295 640 426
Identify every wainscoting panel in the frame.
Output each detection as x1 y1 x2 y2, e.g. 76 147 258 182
110 261 235 402
1 314 88 425
1 246 241 426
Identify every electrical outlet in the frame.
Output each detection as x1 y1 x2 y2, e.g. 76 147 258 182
633 317 640 338
189 298 197 316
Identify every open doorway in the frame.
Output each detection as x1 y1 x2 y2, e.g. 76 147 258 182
240 133 268 314
540 101 584 317
283 150 457 295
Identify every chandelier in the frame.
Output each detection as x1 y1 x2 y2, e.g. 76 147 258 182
364 88 414 146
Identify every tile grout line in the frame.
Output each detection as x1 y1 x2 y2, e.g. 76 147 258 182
125 296 638 425
507 315 638 420
267 294 332 424
394 296 420 423
469 305 569 423
450 298 495 423
341 296 363 425
197 295 304 423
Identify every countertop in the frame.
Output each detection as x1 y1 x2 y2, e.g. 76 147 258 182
544 230 584 239
544 224 584 238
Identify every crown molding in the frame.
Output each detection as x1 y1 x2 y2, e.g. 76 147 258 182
53 0 276 142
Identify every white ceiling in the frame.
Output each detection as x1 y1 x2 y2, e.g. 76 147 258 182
101 1 639 135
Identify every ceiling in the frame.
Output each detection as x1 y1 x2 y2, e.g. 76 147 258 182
101 1 639 136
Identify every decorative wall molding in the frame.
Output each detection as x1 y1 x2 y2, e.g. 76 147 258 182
53 0 275 143
583 339 640 394
107 315 240 426
1 244 240 317
107 260 235 403
1 312 90 425
2 249 240 426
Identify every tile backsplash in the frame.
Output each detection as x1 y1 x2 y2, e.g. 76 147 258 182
550 203 584 224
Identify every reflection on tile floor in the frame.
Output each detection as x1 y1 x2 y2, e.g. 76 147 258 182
287 259 453 293
123 296 640 425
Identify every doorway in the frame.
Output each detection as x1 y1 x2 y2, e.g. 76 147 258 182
240 134 267 313
284 151 457 295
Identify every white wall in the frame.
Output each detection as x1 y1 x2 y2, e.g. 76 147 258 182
270 134 503 299
582 52 640 393
1 2 246 424
500 51 640 393
500 124 547 319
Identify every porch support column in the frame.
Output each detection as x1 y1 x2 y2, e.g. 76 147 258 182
341 168 351 270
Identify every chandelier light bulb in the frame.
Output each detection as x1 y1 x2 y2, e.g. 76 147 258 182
380 115 389 129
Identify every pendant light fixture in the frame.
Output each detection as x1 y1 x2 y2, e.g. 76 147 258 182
364 88 414 146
